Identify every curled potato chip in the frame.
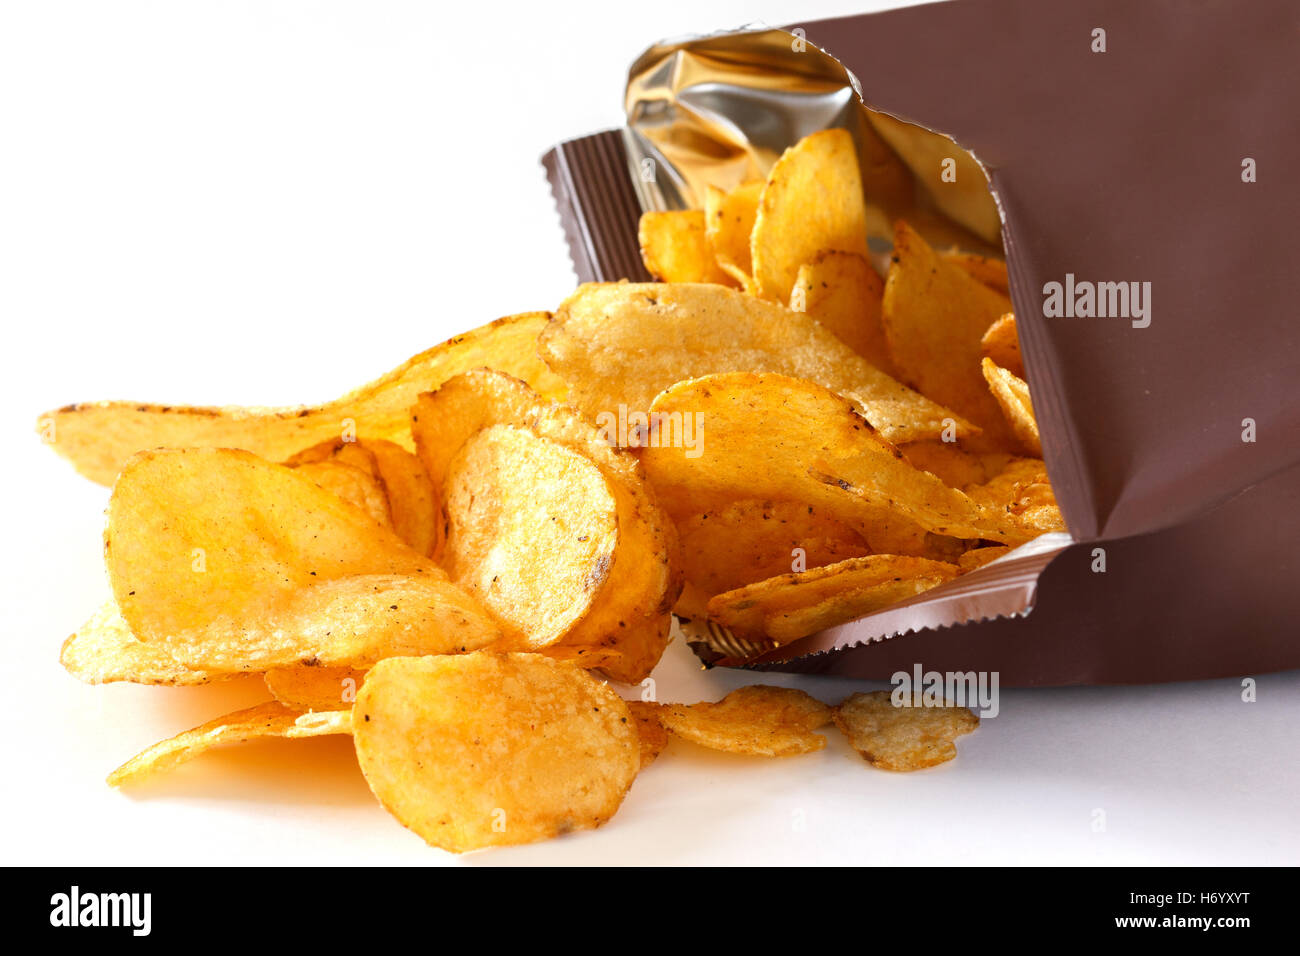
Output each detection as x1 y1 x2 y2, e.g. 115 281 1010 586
966 458 1064 536
980 312 1023 378
958 545 1011 571
287 444 394 530
674 499 871 618
107 702 352 787
883 222 1016 450
40 312 564 486
414 369 679 682
656 685 831 757
639 210 734 285
900 440 1010 489
266 665 367 711
751 129 869 303
542 282 974 444
982 357 1042 456
364 439 441 557
833 690 978 771
790 250 893 373
642 372 1031 546
353 653 640 853
946 250 1010 295
626 700 670 769
107 448 500 673
708 554 959 641
705 182 762 288
61 601 217 685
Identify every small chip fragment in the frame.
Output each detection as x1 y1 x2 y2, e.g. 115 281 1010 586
833 690 978 771
656 685 832 757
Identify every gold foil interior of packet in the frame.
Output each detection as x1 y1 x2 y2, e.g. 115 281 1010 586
624 26 1004 263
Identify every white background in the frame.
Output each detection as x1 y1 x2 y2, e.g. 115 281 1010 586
2 0 1296 866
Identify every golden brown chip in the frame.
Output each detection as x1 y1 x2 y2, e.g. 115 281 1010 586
265 665 367 711
882 221 1017 450
542 282 975 445
673 499 871 619
352 653 639 853
790 250 893 373
980 312 1023 377
107 448 500 673
107 702 352 787
705 182 762 288
751 129 869 303
39 312 565 486
638 209 735 285
946 250 1010 295
364 439 441 557
642 372 1033 546
626 700 670 769
413 369 679 683
657 685 831 757
964 458 1065 537
60 601 219 685
957 545 1011 571
707 554 959 641
982 357 1042 456
900 440 1009 489
833 690 978 771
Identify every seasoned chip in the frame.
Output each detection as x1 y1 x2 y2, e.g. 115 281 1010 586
751 129 869 303
957 545 1011 571
107 448 501 673
656 685 832 757
705 182 762 288
364 439 441 557
626 700 670 769
642 372 1033 546
707 554 959 641
900 439 1009 489
40 312 565 485
833 690 978 771
61 601 218 685
980 312 1023 377
266 665 367 711
790 250 893 373
413 370 680 682
945 250 1010 295
353 653 639 853
107 702 352 787
964 458 1065 537
882 222 1016 450
982 357 1042 455
542 282 975 444
639 209 734 285
674 499 871 618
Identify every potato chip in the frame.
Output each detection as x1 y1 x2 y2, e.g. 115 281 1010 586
708 554 959 641
266 665 367 711
639 210 734 285
980 312 1023 377
964 458 1064 537
945 250 1010 295
40 312 564 485
751 129 869 303
107 702 352 787
674 499 871 618
364 439 441 557
413 370 680 681
790 250 893 373
288 448 394 530
900 439 1009 489
353 653 639 853
656 685 831 757
882 221 1017 450
626 700 670 769
542 282 975 444
61 601 217 685
958 545 1011 571
107 448 500 673
642 372 1033 546
833 690 978 771
982 357 1042 455
705 182 762 288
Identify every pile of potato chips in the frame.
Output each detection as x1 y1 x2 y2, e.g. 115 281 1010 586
41 127 1058 852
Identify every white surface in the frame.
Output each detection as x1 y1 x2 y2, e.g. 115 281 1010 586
2 1 1296 867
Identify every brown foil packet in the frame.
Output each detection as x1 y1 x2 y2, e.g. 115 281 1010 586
541 0 1300 685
